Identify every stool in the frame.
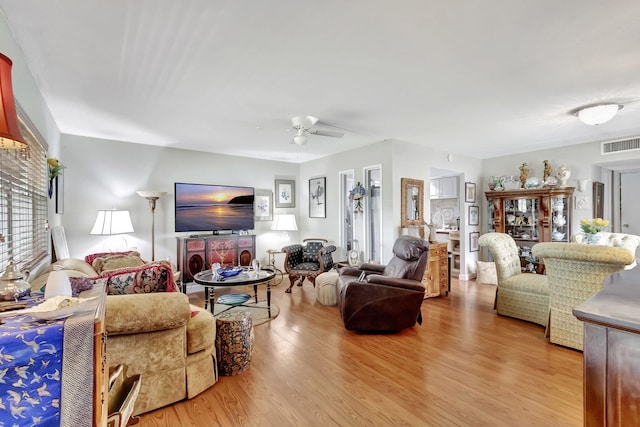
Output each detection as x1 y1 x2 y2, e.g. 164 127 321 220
215 311 254 376
315 271 339 306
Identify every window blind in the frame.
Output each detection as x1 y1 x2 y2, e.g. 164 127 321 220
0 107 48 273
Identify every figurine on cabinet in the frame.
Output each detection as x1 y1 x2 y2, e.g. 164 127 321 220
543 160 552 182
519 163 529 188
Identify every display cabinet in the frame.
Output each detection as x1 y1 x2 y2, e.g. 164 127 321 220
485 187 574 271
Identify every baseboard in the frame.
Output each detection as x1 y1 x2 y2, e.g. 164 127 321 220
458 273 477 281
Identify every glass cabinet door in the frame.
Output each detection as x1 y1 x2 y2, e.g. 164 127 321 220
551 196 569 242
504 198 539 242
504 197 539 273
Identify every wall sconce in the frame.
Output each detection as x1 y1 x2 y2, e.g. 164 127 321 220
576 178 591 192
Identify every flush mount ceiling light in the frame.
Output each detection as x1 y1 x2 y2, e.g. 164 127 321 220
573 103 623 126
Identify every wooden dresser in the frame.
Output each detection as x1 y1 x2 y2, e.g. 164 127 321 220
573 271 640 426
423 242 449 298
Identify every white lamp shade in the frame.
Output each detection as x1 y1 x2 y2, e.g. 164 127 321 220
271 214 298 231
45 269 72 299
577 103 622 125
90 209 134 235
136 191 167 199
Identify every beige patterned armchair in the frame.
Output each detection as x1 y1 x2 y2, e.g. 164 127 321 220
532 242 635 351
478 233 549 327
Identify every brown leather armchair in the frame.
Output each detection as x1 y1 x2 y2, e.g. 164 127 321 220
336 235 429 332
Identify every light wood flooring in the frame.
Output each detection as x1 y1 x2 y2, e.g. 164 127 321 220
136 278 583 427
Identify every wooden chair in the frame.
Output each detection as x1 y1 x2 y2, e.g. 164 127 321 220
281 238 336 293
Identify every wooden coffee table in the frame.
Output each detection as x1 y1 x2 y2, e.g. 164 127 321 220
193 268 276 317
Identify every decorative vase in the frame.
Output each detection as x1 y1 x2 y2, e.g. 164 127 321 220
584 232 604 245
556 165 571 188
48 179 54 198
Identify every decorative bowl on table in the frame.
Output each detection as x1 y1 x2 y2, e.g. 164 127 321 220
217 293 251 306
217 266 243 278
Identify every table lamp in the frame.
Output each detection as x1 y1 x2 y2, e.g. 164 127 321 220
90 209 134 252
271 213 297 245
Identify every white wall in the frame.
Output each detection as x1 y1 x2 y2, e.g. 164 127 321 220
299 140 394 262
300 139 485 277
60 135 298 267
0 12 61 224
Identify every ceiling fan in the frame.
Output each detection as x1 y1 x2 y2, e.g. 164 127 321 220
290 115 344 146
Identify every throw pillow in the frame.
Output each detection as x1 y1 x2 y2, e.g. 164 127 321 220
476 261 498 285
85 250 141 265
104 261 178 295
92 253 145 275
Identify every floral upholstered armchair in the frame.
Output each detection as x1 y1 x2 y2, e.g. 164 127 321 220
532 242 635 351
478 232 550 327
282 238 336 293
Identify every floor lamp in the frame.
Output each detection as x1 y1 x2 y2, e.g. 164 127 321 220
137 191 166 261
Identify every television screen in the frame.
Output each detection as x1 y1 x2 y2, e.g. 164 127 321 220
175 183 255 232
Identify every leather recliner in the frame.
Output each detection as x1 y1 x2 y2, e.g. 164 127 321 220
336 235 429 332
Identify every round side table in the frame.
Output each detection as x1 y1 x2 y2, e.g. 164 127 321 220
215 311 255 376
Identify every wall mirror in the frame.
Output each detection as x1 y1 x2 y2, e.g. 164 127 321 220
401 178 424 227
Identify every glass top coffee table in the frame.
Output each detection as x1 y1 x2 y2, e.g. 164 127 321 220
193 268 276 318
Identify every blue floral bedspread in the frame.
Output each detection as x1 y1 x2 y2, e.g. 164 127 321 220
0 313 64 426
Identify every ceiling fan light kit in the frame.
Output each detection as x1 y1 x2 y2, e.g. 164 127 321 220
574 103 623 126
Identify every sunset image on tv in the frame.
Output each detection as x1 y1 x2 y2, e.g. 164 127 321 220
175 183 254 232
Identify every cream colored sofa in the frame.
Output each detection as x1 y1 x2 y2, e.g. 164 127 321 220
532 243 635 351
30 257 218 415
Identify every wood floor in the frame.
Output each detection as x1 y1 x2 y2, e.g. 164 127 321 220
136 278 583 427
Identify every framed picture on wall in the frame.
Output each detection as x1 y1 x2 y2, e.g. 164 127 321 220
468 205 479 226
254 189 273 221
275 179 295 208
470 231 480 252
309 177 326 218
465 182 476 203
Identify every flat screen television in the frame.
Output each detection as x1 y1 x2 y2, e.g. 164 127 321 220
174 183 255 233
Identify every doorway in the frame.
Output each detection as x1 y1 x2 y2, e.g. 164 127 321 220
619 170 640 235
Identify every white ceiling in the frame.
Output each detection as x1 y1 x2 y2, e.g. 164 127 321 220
2 1 640 164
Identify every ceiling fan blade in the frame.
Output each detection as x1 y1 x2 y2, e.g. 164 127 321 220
309 129 344 138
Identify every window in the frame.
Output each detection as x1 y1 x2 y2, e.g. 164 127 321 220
364 165 382 262
339 170 354 252
0 105 48 273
